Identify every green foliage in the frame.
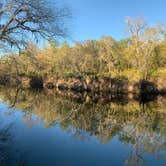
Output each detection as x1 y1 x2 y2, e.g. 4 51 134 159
0 18 166 80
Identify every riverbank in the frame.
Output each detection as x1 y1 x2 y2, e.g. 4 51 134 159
0 74 166 95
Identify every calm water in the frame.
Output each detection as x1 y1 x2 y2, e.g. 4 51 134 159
0 88 165 166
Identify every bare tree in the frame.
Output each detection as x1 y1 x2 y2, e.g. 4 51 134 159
126 17 165 80
0 0 71 50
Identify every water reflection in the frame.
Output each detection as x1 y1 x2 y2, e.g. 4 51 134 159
0 115 25 165
0 87 166 166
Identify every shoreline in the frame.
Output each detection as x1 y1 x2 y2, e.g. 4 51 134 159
0 75 166 95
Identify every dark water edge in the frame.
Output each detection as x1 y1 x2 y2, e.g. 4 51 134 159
0 87 166 166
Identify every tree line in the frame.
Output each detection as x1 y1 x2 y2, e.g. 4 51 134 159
0 1 166 81
0 17 166 81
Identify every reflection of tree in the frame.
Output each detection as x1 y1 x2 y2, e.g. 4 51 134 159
0 123 12 165
0 121 24 165
23 113 40 128
125 146 145 166
0 87 166 165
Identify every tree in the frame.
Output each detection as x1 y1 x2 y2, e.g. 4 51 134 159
126 17 165 80
0 0 71 50
98 36 126 77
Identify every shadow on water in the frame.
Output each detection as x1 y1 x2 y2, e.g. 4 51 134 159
0 87 165 165
0 122 25 166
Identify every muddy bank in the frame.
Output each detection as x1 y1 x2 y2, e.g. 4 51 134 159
0 75 165 94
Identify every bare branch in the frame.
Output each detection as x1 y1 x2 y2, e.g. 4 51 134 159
0 0 71 50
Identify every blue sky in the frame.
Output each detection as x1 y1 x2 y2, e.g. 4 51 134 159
62 0 166 42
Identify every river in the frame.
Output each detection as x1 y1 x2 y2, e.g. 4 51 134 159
0 87 165 166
